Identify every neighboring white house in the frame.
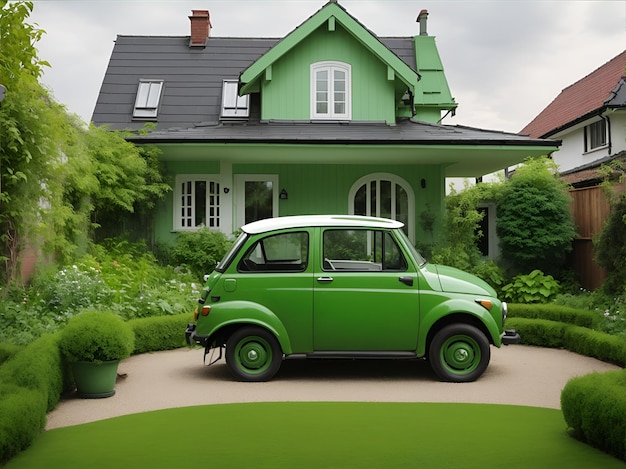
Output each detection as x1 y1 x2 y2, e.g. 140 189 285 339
520 50 626 186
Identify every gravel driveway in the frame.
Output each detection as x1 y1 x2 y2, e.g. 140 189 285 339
45 344 621 430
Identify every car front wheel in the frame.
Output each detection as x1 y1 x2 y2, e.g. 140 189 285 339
429 324 490 382
225 326 282 382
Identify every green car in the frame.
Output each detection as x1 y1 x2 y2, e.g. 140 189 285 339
185 215 520 382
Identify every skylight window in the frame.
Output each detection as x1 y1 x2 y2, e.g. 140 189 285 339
133 80 163 118
221 80 249 118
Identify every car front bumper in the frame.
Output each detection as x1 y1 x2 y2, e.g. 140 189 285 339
185 323 209 347
502 329 521 345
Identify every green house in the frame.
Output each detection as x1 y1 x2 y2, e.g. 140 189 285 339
92 1 558 247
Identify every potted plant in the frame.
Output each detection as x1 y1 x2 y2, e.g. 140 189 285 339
59 311 135 398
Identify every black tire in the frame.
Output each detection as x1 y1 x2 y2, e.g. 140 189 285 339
225 326 283 382
428 323 491 382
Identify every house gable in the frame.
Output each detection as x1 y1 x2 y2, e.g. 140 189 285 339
239 1 422 124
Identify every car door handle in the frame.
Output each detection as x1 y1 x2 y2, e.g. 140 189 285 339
399 276 414 286
317 276 334 283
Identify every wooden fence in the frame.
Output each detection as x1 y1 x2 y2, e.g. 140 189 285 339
568 185 612 290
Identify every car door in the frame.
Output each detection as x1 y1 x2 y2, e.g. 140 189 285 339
313 228 419 351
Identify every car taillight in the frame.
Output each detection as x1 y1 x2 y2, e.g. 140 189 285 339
193 308 199 322
201 305 211 316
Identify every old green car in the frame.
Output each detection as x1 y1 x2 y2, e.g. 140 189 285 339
185 215 519 382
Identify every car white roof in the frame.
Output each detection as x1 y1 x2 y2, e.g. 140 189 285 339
242 215 404 234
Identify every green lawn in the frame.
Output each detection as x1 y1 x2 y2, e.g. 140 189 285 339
6 402 623 468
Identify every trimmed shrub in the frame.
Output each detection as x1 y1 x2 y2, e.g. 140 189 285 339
58 311 135 364
0 334 65 412
129 313 194 354
562 370 626 461
0 384 48 465
508 303 596 328
0 343 22 365
507 317 626 367
505 318 567 348
564 327 626 367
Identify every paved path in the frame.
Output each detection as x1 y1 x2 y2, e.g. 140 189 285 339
45 345 621 429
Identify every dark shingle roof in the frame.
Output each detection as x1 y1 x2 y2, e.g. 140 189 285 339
92 35 416 130
520 50 626 139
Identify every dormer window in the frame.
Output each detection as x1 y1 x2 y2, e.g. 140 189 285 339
133 80 163 118
221 80 249 118
311 61 351 120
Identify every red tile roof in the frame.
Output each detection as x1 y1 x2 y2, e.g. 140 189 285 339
520 50 626 138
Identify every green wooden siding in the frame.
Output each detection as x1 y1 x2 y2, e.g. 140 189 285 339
261 25 397 123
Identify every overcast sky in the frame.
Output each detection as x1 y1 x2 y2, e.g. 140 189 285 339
28 0 626 134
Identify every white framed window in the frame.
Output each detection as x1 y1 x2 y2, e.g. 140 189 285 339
133 80 163 118
174 175 221 230
349 173 415 243
584 119 607 152
311 61 351 120
234 174 279 228
221 80 249 118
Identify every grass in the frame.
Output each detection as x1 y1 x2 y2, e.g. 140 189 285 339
5 402 623 468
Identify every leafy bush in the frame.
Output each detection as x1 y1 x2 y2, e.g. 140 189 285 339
508 303 596 328
595 192 626 295
58 311 135 364
129 313 194 354
172 228 233 280
561 370 626 461
470 260 506 294
501 270 560 303
496 157 576 275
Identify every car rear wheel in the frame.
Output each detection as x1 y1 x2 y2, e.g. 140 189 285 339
429 324 490 382
226 326 282 382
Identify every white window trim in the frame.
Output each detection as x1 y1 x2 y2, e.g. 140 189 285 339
133 80 163 118
348 173 415 243
310 61 351 120
173 175 221 231
234 174 279 229
221 80 249 118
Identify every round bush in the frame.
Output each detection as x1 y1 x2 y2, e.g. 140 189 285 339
58 311 134 364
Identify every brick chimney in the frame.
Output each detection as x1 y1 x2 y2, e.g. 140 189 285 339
189 10 211 47
416 9 428 36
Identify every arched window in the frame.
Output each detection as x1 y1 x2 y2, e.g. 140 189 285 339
348 173 415 242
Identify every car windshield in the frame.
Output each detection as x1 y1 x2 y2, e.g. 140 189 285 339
397 229 427 267
215 232 248 273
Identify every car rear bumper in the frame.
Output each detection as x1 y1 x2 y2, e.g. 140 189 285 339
185 323 209 347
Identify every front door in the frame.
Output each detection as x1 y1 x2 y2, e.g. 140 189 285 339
313 228 419 351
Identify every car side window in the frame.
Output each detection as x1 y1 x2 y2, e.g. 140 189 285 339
238 231 309 272
323 229 407 272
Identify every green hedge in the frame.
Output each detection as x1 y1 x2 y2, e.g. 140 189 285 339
561 370 626 461
508 303 596 328
129 313 194 354
507 317 626 367
0 312 193 465
0 343 22 366
0 334 67 464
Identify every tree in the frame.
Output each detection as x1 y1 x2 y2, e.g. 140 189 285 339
0 1 170 286
0 0 59 285
496 157 576 276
